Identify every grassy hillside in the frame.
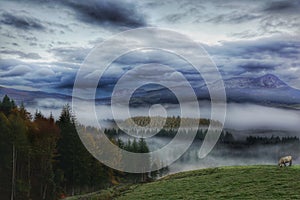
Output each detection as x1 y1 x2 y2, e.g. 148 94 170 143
66 165 300 200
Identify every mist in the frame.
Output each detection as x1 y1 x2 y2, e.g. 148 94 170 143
24 98 300 174
167 141 300 174
26 98 300 132
116 134 300 175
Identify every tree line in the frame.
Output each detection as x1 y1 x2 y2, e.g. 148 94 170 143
122 116 222 129
0 95 153 200
105 127 300 146
246 135 299 145
105 128 235 144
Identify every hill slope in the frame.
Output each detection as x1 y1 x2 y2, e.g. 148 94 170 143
67 165 300 200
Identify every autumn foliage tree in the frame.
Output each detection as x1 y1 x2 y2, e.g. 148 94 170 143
0 96 154 199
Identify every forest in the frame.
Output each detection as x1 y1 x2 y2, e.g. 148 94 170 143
0 95 156 200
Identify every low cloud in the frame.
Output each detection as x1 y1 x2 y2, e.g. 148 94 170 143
236 60 279 73
1 65 32 77
224 103 300 131
0 50 41 59
0 11 45 31
0 59 74 93
206 11 260 24
49 47 91 63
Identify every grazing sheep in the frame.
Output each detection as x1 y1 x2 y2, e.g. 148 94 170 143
278 156 292 167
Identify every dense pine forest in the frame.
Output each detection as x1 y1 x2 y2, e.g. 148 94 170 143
0 95 154 200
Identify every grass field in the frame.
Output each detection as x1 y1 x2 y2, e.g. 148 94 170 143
66 165 300 200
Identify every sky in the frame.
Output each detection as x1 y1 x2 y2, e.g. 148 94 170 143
0 0 300 94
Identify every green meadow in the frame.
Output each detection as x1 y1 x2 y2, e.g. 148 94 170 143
66 165 300 200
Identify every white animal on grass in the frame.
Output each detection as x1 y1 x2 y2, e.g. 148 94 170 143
278 156 292 167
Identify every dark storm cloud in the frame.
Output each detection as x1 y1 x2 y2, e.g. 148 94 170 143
62 0 146 28
0 12 45 30
1 0 299 92
1 0 145 30
204 36 300 75
238 62 277 72
55 73 77 89
0 50 41 59
264 1 300 13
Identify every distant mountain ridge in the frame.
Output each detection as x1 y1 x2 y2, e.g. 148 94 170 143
1 74 300 108
0 86 72 105
130 74 300 107
222 74 287 89
198 74 288 91
201 74 300 106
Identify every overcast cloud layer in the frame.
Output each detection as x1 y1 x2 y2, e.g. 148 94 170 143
0 0 299 94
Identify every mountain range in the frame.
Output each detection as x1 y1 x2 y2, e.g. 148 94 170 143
1 74 300 109
0 86 72 108
128 74 300 107
200 74 300 106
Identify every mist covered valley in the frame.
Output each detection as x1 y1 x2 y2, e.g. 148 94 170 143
13 97 300 175
107 127 300 175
